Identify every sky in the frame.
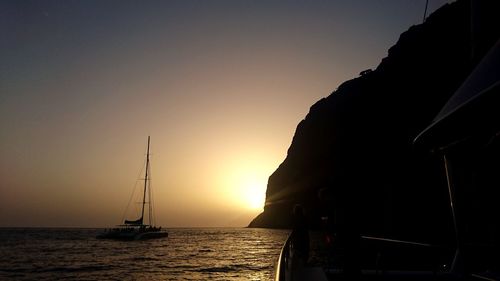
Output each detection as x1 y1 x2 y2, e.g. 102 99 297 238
0 0 452 228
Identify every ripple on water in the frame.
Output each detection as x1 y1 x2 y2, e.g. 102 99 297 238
0 228 289 281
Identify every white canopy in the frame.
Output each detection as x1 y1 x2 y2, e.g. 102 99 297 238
415 38 500 148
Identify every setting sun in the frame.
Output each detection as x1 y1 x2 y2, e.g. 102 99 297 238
243 180 266 211
214 152 276 214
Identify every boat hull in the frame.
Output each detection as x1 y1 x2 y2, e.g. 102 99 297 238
134 231 169 240
97 229 168 241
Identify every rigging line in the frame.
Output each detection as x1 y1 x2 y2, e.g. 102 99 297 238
150 175 156 226
147 161 153 225
140 137 150 223
149 180 154 225
423 0 429 23
120 160 146 223
148 141 156 226
149 166 156 225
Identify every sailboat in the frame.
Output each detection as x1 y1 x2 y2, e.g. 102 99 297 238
97 136 168 240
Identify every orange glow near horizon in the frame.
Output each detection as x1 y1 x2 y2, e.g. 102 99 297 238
224 166 268 212
199 150 274 213
243 179 267 211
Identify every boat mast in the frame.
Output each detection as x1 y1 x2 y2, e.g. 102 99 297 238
141 136 150 225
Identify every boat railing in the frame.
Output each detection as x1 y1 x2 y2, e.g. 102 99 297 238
358 235 451 274
275 231 455 281
275 233 291 281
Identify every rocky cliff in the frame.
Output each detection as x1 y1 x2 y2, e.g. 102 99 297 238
249 0 500 243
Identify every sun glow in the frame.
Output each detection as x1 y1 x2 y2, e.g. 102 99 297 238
214 151 277 213
243 179 266 211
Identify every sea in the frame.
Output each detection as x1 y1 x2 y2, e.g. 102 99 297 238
0 227 290 281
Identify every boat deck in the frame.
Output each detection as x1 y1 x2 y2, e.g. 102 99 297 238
276 231 499 281
97 227 168 240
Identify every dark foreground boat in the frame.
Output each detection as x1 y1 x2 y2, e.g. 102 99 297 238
97 136 168 240
275 6 500 281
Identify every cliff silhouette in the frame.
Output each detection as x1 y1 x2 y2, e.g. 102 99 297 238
249 0 500 244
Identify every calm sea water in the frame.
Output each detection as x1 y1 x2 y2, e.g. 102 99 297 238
0 228 289 281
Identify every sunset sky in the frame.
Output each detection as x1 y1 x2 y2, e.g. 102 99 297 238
0 0 451 227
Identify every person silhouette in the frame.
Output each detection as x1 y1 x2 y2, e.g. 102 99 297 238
290 204 309 265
